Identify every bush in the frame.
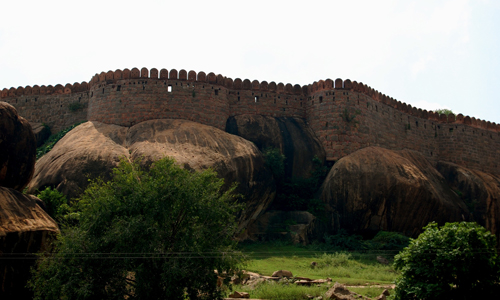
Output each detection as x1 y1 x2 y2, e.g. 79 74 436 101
30 157 244 300
393 222 500 300
36 122 84 159
35 187 70 222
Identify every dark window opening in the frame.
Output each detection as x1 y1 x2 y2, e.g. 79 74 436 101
102 88 105 94
376 105 378 112
214 90 218 95
319 96 323 103
91 92 93 97
117 85 121 91
449 128 453 133
142 85 145 90
35 97 37 101
431 151 433 156
416 121 418 127
238 96 240 101
255 96 259 103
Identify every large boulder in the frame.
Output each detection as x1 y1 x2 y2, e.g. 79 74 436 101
226 115 325 179
319 147 470 238
0 187 59 299
30 122 51 147
28 119 276 233
437 161 500 241
0 102 36 191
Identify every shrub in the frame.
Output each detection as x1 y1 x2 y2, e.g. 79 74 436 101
433 108 454 116
324 229 367 251
35 187 70 222
68 102 84 112
36 122 84 159
30 157 244 300
393 222 500 300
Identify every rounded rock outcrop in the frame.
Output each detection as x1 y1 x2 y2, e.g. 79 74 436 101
28 119 276 233
225 115 325 179
437 161 500 241
0 102 36 191
319 146 470 237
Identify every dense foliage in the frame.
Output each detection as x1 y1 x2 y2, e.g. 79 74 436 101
323 229 410 252
263 148 328 214
35 187 70 222
30 157 243 300
433 108 454 116
36 122 84 159
393 222 500 300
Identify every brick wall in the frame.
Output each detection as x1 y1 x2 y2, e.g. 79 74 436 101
1 68 499 175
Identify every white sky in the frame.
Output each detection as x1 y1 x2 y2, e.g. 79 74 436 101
1 0 499 123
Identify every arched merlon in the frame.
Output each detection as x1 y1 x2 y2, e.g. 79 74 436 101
0 68 498 133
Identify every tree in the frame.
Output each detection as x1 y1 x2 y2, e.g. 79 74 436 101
433 108 454 116
393 222 500 300
30 157 243 300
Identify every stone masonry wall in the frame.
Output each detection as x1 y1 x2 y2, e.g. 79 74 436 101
306 79 500 175
0 83 89 133
1 68 499 175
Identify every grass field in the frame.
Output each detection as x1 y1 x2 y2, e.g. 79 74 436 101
229 241 399 299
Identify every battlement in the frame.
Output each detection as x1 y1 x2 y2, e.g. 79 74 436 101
2 67 498 133
1 67 499 175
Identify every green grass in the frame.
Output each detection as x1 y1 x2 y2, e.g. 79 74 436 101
238 242 398 285
349 287 388 298
228 281 329 300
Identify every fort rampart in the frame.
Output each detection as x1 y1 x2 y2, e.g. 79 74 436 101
1 67 499 175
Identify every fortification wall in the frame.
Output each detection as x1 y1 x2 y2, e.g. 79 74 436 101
1 67 499 175
0 83 89 133
87 68 230 129
306 79 500 175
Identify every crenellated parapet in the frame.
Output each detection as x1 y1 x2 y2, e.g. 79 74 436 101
1 67 498 133
1 67 498 175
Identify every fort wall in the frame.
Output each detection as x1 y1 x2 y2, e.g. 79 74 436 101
1 68 499 175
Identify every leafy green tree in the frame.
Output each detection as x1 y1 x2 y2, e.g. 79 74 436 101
433 108 454 116
393 222 500 300
36 186 70 222
30 157 243 300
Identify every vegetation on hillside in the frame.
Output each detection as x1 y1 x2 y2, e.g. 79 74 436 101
36 122 84 159
30 157 243 300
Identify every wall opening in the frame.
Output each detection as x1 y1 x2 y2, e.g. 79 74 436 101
238 96 240 101
319 96 323 103
255 96 259 103
214 90 218 96
117 85 121 91
168 85 172 92
102 88 105 94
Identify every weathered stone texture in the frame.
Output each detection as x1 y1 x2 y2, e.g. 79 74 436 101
1 69 498 176
0 102 36 191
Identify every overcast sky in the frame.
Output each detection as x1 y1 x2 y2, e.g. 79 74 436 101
1 0 499 123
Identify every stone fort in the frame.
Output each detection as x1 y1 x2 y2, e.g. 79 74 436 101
1 67 499 176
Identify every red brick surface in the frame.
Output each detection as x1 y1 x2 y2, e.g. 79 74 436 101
1 68 498 175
